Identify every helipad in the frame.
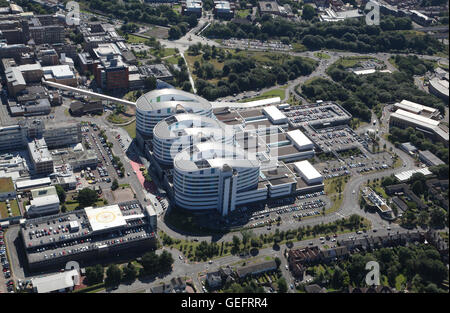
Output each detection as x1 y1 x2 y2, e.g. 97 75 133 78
85 205 127 232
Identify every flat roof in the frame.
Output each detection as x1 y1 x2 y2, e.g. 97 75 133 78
395 167 432 182
419 150 444 166
29 194 60 208
15 177 51 190
42 65 75 79
31 186 57 199
262 106 287 123
32 269 79 293
85 205 127 233
395 100 437 114
287 129 313 149
391 109 440 127
293 160 322 181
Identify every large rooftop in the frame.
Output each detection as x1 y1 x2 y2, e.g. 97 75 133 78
136 89 212 113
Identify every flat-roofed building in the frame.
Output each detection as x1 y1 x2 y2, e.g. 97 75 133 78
214 1 234 18
182 0 203 17
20 200 157 271
0 124 26 152
31 269 80 293
43 123 82 149
15 177 51 192
293 160 323 185
26 186 60 217
42 65 77 87
262 105 288 125
286 129 314 152
27 137 54 175
418 150 445 167
389 109 448 145
258 1 281 16
394 100 439 117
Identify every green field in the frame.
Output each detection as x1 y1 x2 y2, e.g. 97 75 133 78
236 9 250 18
126 34 148 44
121 121 136 139
314 52 331 59
239 88 286 103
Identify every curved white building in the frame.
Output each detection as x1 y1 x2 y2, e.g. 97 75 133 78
135 89 213 137
173 142 260 215
153 113 235 165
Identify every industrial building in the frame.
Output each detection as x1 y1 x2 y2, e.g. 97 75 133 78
389 108 448 145
418 150 445 167
20 200 157 271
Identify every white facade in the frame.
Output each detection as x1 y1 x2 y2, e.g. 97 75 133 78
287 129 314 151
26 194 60 217
173 142 260 216
153 113 234 165
293 160 323 185
136 89 213 137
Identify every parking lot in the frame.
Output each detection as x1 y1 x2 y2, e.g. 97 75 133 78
306 126 368 153
285 102 351 128
1 226 13 293
224 191 330 230
315 151 395 179
79 124 121 187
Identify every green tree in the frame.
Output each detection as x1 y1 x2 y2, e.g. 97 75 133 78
277 277 288 293
169 26 182 39
302 5 316 21
55 184 66 203
159 250 174 273
111 179 119 191
105 264 122 287
144 76 157 91
85 264 104 285
274 257 281 269
77 188 98 208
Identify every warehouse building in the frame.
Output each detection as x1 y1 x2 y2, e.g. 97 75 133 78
389 109 449 146
418 150 445 167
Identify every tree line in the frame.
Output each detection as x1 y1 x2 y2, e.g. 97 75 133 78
204 15 444 55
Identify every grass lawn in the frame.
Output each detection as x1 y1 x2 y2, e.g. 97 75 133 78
121 121 136 139
165 55 181 65
0 199 21 218
292 42 307 52
126 34 148 44
314 52 331 59
324 177 348 214
332 56 374 69
107 113 132 124
239 87 286 103
236 9 250 18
